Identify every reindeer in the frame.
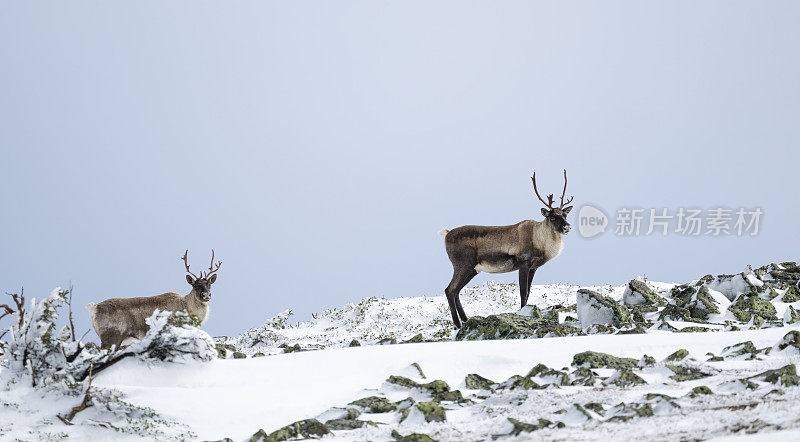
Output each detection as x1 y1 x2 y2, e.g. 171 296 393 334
438 170 574 328
87 250 221 349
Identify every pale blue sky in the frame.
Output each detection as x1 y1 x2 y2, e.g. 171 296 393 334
2 2 799 337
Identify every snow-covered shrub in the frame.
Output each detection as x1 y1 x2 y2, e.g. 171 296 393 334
0 287 212 439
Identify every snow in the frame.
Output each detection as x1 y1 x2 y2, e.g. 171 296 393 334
86 325 799 441
5 268 800 440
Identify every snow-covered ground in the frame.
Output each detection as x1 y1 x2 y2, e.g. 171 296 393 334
4 263 800 441
102 325 800 441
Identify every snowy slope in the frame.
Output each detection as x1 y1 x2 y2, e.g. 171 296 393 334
219 282 623 356
94 325 800 441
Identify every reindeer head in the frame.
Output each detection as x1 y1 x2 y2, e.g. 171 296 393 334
531 169 574 235
182 250 221 302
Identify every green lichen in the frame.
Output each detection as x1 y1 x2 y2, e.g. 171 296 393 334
752 364 800 387
606 369 646 387
578 289 633 327
348 396 396 413
666 349 689 361
728 294 777 322
678 326 712 333
607 402 654 422
464 373 495 390
638 355 656 367
583 402 605 415
536 323 583 338
572 351 637 370
507 417 557 435
403 334 425 344
249 419 330 442
777 330 800 351
415 402 446 422
684 286 720 320
391 431 436 442
455 313 543 341
666 365 710 382
526 364 570 385
324 419 365 430
689 386 713 397
658 304 691 322
782 286 800 303
569 367 600 386
498 375 543 390
627 280 667 306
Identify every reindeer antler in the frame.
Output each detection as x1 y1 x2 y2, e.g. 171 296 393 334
559 169 574 208
206 249 222 278
531 172 555 209
182 250 201 279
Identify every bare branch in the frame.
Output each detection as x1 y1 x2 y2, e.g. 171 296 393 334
58 364 94 425
68 283 76 342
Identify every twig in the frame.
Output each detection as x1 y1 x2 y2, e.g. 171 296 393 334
68 283 76 341
58 363 94 425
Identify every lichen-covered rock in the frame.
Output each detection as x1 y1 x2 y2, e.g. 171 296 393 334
638 355 656 367
377 337 397 345
250 419 330 442
403 334 425 344
658 304 691 322
665 349 689 362
415 401 446 422
666 365 710 382
576 289 632 329
535 322 583 338
390 431 436 442
348 396 396 413
526 363 570 385
497 375 543 390
784 306 800 324
782 286 800 303
605 369 646 387
232 351 247 359
623 280 666 306
215 343 236 359
728 294 777 322
572 351 637 370
751 364 800 387
455 313 542 340
606 402 654 422
569 367 600 386
776 330 800 352
507 417 559 435
721 341 765 359
688 386 713 397
349 339 361 347
678 326 712 333
584 402 605 415
683 286 721 320
324 418 366 430
464 373 495 390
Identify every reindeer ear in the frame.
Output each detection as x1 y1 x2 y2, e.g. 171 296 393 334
208 274 217 284
186 275 194 285
562 206 573 215
541 208 548 217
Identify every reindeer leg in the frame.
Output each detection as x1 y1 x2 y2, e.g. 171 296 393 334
524 267 537 307
446 268 477 328
519 266 530 308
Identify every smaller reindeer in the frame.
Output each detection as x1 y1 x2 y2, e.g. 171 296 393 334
87 250 221 349
439 170 574 327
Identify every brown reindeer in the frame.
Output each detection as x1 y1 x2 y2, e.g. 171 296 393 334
439 170 573 327
87 250 221 349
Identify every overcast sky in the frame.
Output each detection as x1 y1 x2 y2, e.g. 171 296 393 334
2 1 799 338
